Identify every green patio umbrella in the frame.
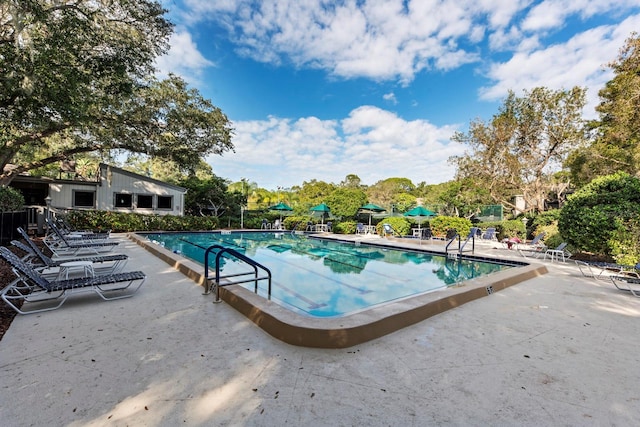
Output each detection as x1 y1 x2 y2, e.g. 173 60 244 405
269 202 293 223
309 203 331 224
404 206 436 236
358 203 386 226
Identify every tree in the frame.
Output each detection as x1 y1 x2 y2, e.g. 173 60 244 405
567 33 640 186
391 193 416 213
450 87 587 213
339 174 364 189
559 172 640 265
325 188 367 219
366 177 415 208
180 175 243 218
294 179 336 208
0 1 233 185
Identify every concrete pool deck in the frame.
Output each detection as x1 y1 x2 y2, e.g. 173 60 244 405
1 233 639 425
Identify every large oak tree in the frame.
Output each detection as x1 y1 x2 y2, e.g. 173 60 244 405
0 0 233 185
450 87 587 213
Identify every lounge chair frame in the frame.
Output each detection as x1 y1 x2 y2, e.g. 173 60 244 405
543 242 572 262
0 247 145 315
11 237 128 277
610 276 640 297
43 220 119 257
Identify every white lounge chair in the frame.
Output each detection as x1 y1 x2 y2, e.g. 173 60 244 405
543 242 572 262
0 247 145 315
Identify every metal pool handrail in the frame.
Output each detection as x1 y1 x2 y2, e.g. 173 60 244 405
203 244 272 303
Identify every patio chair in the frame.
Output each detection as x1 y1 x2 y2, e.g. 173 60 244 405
356 223 366 234
382 223 400 237
55 217 110 239
11 234 128 276
517 232 547 257
0 247 145 315
481 227 497 241
43 219 119 257
575 260 639 280
610 275 640 297
543 242 572 262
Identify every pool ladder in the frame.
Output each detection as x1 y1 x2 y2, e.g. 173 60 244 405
445 227 478 257
203 244 272 303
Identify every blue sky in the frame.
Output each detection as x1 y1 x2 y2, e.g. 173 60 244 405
156 0 640 190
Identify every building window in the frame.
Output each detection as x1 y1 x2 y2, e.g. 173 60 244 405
137 194 153 209
114 193 133 208
157 195 173 210
73 191 95 208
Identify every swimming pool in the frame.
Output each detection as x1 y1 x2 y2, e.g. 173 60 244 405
143 231 515 317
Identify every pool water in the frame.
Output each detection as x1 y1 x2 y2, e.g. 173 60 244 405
144 231 513 317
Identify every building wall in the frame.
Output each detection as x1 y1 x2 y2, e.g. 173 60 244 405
97 165 185 216
39 165 185 216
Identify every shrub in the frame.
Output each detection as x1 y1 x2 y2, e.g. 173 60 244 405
376 216 410 236
559 172 640 264
335 220 357 234
65 210 217 232
429 216 473 238
497 220 527 240
0 187 25 212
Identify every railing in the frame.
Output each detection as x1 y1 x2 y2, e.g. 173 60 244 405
202 244 272 303
445 227 478 256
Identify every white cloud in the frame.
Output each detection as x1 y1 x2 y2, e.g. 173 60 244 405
179 0 535 83
479 13 640 118
207 106 462 189
154 29 215 83
522 0 639 32
382 92 398 104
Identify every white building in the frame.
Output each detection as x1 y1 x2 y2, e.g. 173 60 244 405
11 163 187 233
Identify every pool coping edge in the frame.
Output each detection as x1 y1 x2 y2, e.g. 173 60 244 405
129 232 548 348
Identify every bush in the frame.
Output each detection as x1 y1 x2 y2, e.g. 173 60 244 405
376 216 410 236
0 187 25 212
335 220 357 234
559 172 640 264
65 210 218 232
428 216 473 238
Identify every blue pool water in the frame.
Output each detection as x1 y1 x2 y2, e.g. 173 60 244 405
144 231 513 317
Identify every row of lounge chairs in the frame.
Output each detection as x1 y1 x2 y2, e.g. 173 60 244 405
575 259 640 298
1 223 145 315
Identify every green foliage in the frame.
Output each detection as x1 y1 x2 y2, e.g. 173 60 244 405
496 220 527 240
392 193 417 212
294 180 336 208
334 221 357 234
428 216 473 238
559 172 640 263
282 215 312 231
65 210 217 233
376 217 411 236
0 186 25 212
179 175 242 218
529 209 561 228
366 178 415 207
451 87 587 213
1 2 233 184
325 188 367 219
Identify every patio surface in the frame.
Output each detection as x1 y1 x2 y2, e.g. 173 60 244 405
0 233 639 426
